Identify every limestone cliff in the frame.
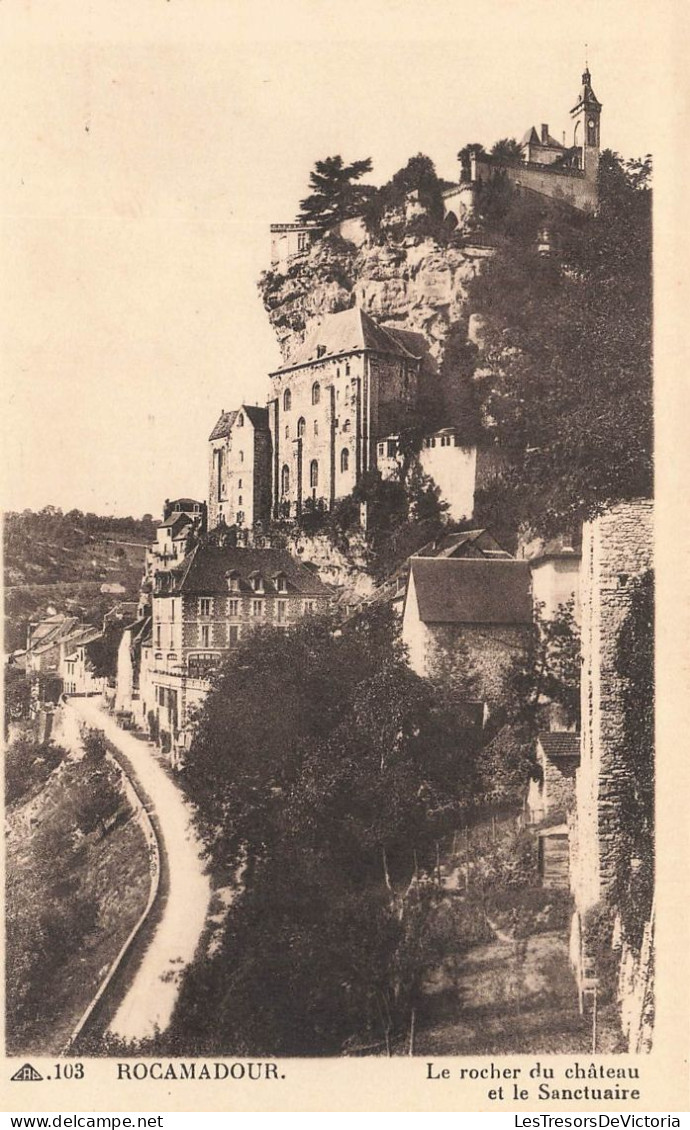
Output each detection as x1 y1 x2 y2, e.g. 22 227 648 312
259 232 491 366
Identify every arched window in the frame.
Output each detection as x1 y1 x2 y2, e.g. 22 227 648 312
340 448 349 473
313 419 319 436
345 361 351 376
283 388 292 412
236 413 244 427
311 381 320 405
239 450 244 463
342 418 351 433
297 417 306 437
310 460 319 488
281 464 290 495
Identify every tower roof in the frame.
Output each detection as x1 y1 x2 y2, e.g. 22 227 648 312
571 67 602 114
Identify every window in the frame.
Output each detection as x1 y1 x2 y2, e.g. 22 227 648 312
229 624 239 645
228 598 239 617
275 573 288 593
237 511 244 525
237 413 244 427
387 439 397 457
313 419 319 437
303 600 316 615
156 625 162 648
281 464 290 495
227 571 240 592
297 231 308 252
312 381 321 405
238 478 242 488
251 574 264 593
276 599 287 622
345 361 351 376
201 624 211 648
252 599 264 617
238 495 243 506
283 388 292 412
285 424 290 439
310 460 319 488
340 448 349 473
441 435 451 447
316 345 326 359
199 598 212 617
171 599 175 621
378 442 385 457
297 417 306 438
239 450 244 462
342 418 351 432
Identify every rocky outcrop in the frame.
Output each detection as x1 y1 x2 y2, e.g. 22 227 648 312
259 232 491 365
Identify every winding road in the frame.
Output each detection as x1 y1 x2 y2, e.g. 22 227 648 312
65 698 212 1043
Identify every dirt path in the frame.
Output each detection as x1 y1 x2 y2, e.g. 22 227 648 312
67 698 212 1043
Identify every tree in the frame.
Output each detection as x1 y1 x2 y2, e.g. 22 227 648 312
491 137 523 164
468 150 652 534
298 155 374 225
174 610 481 1053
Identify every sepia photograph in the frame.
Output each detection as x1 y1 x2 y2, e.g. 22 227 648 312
2 0 685 1113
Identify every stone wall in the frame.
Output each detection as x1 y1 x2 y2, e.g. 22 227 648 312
572 499 654 913
425 622 531 709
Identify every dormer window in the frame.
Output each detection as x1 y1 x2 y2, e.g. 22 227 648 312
226 570 240 593
250 572 265 594
275 572 288 594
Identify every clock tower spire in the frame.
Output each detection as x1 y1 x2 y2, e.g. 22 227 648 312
571 65 602 181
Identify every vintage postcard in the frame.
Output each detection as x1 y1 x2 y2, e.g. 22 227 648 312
2 0 688 1115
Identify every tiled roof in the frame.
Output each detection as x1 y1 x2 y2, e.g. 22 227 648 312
172 543 333 598
409 558 532 625
538 732 581 759
521 126 565 150
208 405 269 440
272 308 420 374
209 410 238 441
413 530 513 560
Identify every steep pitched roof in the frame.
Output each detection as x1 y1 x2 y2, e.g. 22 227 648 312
413 530 513 560
538 732 581 759
520 126 565 150
209 410 238 441
242 404 269 429
409 558 532 625
272 308 420 374
172 543 333 598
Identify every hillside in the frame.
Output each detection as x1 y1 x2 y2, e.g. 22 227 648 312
4 508 155 652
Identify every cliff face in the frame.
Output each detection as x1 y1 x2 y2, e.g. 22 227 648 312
259 233 490 365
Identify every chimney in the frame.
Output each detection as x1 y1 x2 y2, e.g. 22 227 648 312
541 123 549 145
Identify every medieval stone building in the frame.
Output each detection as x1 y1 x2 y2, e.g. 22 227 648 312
444 67 602 227
207 405 271 530
267 307 423 518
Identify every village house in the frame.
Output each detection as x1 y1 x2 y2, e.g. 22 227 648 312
144 498 206 586
377 427 478 523
207 406 272 530
522 535 582 623
134 541 333 760
401 556 532 712
527 730 581 825
268 308 423 519
59 624 106 697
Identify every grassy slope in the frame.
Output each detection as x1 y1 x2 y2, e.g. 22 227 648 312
6 756 151 1055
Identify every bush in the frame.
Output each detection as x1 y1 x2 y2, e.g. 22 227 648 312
5 739 67 807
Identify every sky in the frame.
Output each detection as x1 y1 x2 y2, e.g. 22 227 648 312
1 0 679 518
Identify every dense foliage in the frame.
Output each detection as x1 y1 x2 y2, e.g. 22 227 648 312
298 155 374 225
469 150 652 535
174 608 482 1054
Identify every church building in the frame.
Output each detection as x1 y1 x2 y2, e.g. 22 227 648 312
267 307 422 518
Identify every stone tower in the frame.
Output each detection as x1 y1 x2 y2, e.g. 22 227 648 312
570 67 602 182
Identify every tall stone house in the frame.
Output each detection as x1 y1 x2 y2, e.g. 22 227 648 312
267 308 423 519
136 541 333 759
144 498 206 581
207 406 271 530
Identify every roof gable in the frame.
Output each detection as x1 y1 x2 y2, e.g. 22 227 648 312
273 308 419 374
409 558 532 625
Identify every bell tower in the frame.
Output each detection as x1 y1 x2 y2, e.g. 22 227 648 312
571 67 602 181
